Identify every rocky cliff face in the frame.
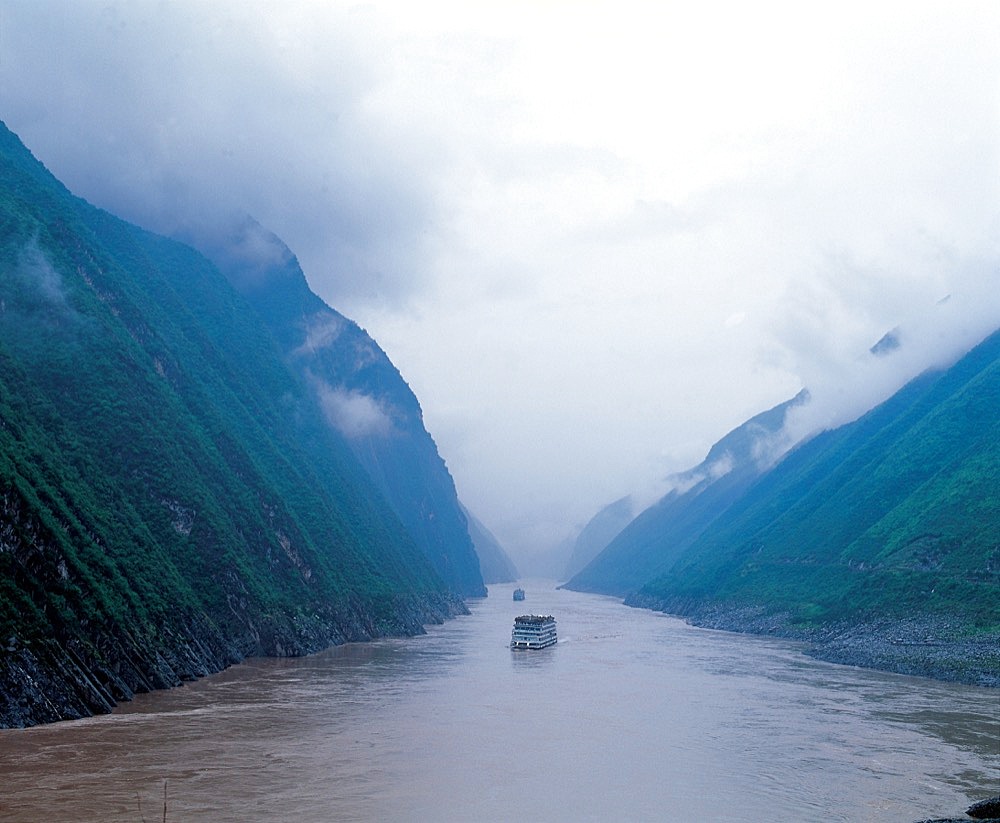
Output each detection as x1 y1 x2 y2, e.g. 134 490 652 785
0 475 463 728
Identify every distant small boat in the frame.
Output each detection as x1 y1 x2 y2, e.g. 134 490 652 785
510 614 557 649
513 588 525 601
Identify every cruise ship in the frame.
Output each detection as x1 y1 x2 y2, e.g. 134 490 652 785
513 587 525 601
510 614 557 649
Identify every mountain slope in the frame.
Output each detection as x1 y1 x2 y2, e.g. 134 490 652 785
562 496 634 581
565 392 807 596
0 122 464 727
630 330 1000 684
203 219 485 597
461 504 519 584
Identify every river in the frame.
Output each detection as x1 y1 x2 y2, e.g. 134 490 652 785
0 583 997 822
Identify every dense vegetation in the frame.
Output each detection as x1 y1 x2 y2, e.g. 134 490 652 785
566 318 999 682
566 393 807 595
635 330 1000 630
205 220 485 597
0 122 474 726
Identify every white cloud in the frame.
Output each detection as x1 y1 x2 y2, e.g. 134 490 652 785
295 313 346 358
778 274 1000 447
16 239 71 312
3 1 999 563
313 378 396 440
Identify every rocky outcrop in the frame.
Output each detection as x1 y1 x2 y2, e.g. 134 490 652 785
915 797 1000 823
914 819 1000 822
967 797 1000 819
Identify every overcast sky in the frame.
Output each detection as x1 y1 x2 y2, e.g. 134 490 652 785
3 1 999 567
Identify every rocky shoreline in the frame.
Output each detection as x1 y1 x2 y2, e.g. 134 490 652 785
0 592 468 729
625 595 1000 687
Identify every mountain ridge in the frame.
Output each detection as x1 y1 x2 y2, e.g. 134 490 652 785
461 503 519 584
564 391 808 596
203 217 486 597
0 121 474 727
627 329 1000 685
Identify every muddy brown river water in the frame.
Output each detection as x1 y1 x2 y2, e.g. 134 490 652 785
1 583 997 822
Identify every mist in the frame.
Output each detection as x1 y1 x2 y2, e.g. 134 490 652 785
3 1 999 563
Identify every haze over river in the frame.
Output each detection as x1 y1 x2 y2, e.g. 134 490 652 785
1 583 997 822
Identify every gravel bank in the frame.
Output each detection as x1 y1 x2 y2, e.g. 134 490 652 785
625 595 1000 687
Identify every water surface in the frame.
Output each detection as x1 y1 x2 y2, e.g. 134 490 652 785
1 583 997 821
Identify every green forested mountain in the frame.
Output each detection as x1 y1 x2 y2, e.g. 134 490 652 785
0 122 471 727
202 218 485 597
629 331 1000 683
565 392 807 596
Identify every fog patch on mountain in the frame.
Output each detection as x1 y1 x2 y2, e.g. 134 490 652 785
314 378 397 440
777 276 1000 447
295 314 346 358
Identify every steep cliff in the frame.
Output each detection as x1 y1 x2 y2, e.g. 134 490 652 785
201 218 485 597
0 122 465 727
461 504 519 584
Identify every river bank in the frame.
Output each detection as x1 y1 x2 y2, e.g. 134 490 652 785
0 592 468 729
2 583 996 823
625 595 1000 687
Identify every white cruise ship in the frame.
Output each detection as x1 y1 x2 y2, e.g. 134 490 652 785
510 614 557 649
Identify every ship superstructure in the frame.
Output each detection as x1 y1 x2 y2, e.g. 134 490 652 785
510 614 557 649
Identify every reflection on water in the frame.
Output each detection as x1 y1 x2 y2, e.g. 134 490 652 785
0 582 997 822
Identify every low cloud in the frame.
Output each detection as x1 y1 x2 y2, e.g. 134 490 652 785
0 3 439 308
295 313 346 358
14 239 71 310
294 312 384 375
3 3 1000 558
197 215 297 291
629 452 735 515
313 377 396 440
5 238 86 332
775 273 1000 447
749 423 801 472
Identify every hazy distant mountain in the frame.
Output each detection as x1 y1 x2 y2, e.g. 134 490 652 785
631 330 1000 684
562 496 634 581
516 535 576 582
570 322 931 593
565 391 808 596
461 504 519 584
0 121 470 727
204 217 486 598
